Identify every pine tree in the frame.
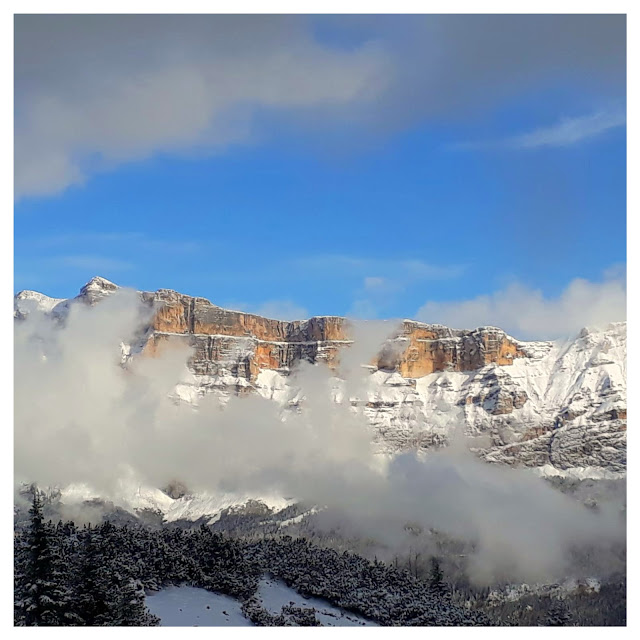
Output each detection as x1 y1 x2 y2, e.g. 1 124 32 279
113 578 159 626
17 491 79 625
14 527 29 625
75 528 112 625
546 599 573 626
428 556 448 598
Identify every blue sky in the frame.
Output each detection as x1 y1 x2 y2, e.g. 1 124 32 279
14 15 626 336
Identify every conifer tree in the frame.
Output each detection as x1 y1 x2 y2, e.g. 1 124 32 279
14 526 29 625
546 599 573 626
17 491 79 625
113 578 160 626
75 528 112 625
428 556 448 597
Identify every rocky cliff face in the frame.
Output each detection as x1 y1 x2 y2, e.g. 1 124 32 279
354 323 626 475
15 277 627 477
380 322 527 377
141 287 350 381
137 285 529 384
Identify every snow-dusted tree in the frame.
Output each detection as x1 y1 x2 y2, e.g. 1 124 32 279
74 528 113 625
546 599 573 626
428 557 448 598
15 491 81 626
113 578 159 626
14 526 29 625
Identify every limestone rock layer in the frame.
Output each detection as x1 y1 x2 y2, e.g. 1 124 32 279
140 288 527 381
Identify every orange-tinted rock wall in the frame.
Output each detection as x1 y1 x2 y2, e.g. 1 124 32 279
140 290 526 381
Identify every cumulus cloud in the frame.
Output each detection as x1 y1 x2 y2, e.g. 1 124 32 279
14 291 624 583
416 269 626 340
15 14 625 198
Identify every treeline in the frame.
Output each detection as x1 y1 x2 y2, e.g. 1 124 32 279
15 492 158 626
243 537 490 626
17 491 621 627
14 492 256 626
459 582 626 626
14 492 492 627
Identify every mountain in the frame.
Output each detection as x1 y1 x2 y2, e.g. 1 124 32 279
15 276 627 483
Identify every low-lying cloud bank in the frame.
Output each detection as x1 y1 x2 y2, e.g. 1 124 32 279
416 269 626 340
14 290 625 584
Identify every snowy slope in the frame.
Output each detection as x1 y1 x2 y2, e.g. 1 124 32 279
146 586 252 626
14 290 66 318
252 323 626 476
59 482 293 525
255 576 377 626
145 579 377 626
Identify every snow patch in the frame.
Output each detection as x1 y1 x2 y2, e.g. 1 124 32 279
146 586 252 626
256 576 377 626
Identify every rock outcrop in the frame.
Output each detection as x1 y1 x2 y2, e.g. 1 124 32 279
134 287 530 385
384 322 527 378
140 287 351 380
14 277 627 477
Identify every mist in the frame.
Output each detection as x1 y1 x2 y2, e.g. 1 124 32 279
14 290 625 585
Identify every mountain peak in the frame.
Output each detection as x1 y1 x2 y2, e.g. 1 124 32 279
78 276 119 304
80 276 118 292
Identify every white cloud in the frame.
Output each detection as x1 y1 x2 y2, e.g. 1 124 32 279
508 110 626 149
416 269 626 340
453 109 625 151
14 16 390 199
15 15 625 199
15 16 385 197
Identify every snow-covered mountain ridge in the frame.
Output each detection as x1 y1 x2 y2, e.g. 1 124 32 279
15 277 627 483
